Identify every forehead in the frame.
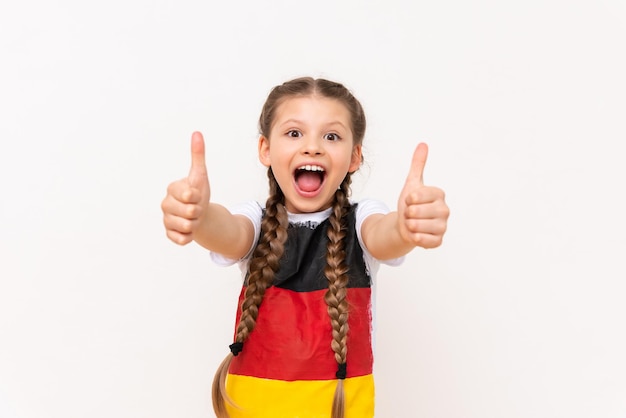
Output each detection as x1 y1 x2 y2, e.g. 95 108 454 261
272 95 352 129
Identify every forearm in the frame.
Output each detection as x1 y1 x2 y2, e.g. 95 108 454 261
361 212 416 261
192 203 255 260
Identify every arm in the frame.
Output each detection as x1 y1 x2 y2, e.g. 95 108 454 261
161 132 256 260
360 143 449 260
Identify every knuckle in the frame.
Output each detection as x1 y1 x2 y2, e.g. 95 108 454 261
166 230 181 245
160 198 171 213
167 230 190 245
405 219 421 233
186 204 199 219
181 189 193 203
410 234 422 245
181 219 194 233
166 181 180 195
407 205 422 219
406 192 420 204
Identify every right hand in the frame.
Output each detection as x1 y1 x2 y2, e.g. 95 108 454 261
161 131 211 245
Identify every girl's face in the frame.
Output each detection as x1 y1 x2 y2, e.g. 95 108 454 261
258 95 362 214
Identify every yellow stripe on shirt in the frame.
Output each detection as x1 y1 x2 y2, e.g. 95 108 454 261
225 373 375 418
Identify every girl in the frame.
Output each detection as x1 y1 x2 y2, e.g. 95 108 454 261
161 77 449 418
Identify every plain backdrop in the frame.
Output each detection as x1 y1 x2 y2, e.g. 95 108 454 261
1 1 625 417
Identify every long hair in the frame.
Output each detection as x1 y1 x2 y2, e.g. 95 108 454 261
212 77 366 418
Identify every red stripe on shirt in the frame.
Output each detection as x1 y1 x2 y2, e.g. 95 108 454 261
228 286 373 381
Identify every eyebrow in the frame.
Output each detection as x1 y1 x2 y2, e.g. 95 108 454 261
277 119 349 130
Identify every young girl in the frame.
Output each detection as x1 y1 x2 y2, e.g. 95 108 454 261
161 77 449 418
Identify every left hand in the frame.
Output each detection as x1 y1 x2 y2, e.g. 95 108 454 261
397 143 449 248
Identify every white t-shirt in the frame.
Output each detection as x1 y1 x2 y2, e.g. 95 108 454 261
210 198 404 279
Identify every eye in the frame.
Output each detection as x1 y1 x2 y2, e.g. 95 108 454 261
287 130 302 138
324 133 341 141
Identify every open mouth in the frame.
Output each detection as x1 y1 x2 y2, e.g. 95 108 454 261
294 165 326 193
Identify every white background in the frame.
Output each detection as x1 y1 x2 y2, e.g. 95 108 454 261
1 1 625 417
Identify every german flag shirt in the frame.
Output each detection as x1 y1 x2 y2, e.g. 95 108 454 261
211 199 403 418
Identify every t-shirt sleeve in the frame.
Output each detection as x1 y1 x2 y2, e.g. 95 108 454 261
209 201 263 267
356 199 405 267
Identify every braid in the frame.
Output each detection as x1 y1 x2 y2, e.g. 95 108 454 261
211 168 288 418
324 174 353 418
235 169 288 343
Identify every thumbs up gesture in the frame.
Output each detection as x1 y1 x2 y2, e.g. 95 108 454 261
397 143 449 249
161 132 211 245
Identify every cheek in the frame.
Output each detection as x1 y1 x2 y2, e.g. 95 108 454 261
268 151 292 176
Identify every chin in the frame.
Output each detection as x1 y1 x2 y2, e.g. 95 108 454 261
286 199 331 214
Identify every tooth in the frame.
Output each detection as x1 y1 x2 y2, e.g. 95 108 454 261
297 165 325 171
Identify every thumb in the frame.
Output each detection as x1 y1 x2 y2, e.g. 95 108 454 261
188 131 208 188
405 142 428 186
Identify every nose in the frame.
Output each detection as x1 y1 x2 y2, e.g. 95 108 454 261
301 135 323 155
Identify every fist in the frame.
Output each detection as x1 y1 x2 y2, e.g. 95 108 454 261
161 132 211 245
397 143 449 248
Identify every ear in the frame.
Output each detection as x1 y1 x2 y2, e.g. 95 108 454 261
258 135 271 167
348 144 362 173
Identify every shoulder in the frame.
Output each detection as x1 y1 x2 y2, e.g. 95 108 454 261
354 198 391 226
354 199 404 267
230 199 263 247
230 200 263 221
